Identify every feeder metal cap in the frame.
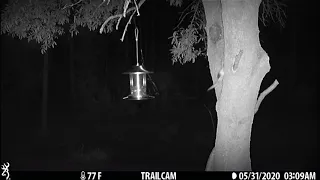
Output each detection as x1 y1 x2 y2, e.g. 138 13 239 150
123 64 153 74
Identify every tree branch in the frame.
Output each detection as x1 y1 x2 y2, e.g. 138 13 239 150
99 0 146 34
255 79 279 114
97 0 111 9
174 0 197 30
62 0 83 10
133 0 140 16
120 9 136 41
260 0 286 28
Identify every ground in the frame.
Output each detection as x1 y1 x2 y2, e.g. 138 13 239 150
1 86 317 171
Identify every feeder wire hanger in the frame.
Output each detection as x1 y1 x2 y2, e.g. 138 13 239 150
134 21 159 96
133 17 144 67
134 23 159 95
135 27 139 66
133 15 139 66
122 20 156 100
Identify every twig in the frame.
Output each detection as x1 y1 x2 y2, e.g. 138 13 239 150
190 1 200 26
62 0 83 10
116 16 122 30
134 0 140 16
174 0 198 30
207 69 224 92
120 9 136 42
99 0 146 34
178 0 196 21
99 14 122 33
123 0 130 18
255 79 279 114
174 11 194 30
97 0 111 9
204 104 214 127
260 0 286 28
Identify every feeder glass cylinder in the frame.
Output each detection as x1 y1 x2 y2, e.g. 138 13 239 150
129 72 147 99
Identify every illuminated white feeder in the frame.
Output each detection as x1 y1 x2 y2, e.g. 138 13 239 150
122 27 155 100
123 64 154 100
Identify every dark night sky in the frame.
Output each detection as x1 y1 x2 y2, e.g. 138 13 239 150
1 0 318 171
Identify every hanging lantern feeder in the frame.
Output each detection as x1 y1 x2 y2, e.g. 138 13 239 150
123 64 154 100
123 27 155 100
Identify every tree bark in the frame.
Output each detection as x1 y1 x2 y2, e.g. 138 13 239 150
203 0 271 171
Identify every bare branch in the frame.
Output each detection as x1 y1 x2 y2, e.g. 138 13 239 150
99 14 121 33
116 16 122 30
99 0 146 34
260 0 287 27
190 1 200 26
97 0 111 9
62 0 83 10
174 0 198 30
255 79 279 114
123 0 131 17
174 10 194 30
120 9 136 42
134 0 140 16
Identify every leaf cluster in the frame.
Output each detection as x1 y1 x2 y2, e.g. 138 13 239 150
0 0 126 54
170 24 206 64
1 0 70 54
166 0 183 7
169 0 206 65
68 0 124 36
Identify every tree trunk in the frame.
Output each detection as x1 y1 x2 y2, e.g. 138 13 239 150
41 52 49 135
203 0 271 171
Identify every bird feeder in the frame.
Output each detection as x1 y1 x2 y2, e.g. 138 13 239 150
123 27 155 100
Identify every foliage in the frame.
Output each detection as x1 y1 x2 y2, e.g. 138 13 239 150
1 0 286 57
169 0 206 64
170 24 206 64
169 0 286 65
67 0 124 36
1 0 130 54
166 0 183 7
1 0 70 54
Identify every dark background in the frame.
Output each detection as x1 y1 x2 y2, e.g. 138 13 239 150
1 0 318 171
